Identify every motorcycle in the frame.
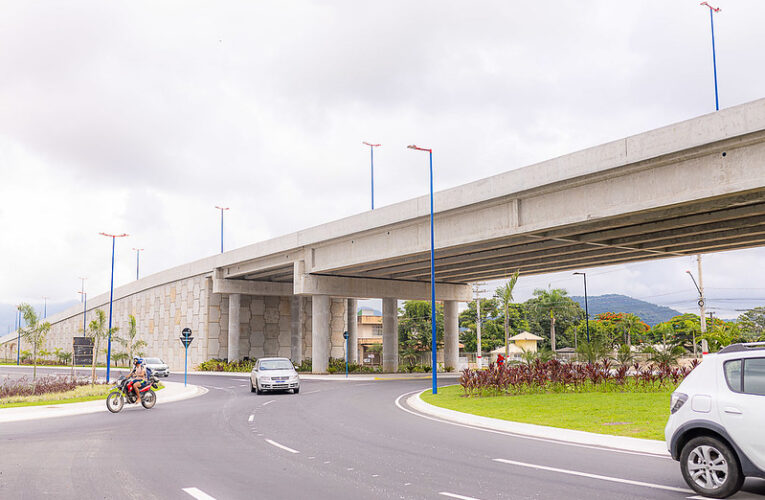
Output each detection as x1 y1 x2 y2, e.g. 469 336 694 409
106 375 160 413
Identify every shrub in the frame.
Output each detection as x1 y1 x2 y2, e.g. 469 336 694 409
0 376 90 399
196 358 256 372
459 358 700 397
327 358 381 374
295 359 312 372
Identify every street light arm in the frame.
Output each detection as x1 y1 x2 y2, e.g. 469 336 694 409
407 144 432 153
362 142 381 147
700 2 720 12
685 270 703 297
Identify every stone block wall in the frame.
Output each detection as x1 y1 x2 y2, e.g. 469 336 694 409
33 274 209 370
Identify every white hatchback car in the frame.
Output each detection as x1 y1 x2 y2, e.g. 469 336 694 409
665 342 765 498
250 357 300 394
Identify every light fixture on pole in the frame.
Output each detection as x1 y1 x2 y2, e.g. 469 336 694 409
362 142 381 210
132 248 144 280
407 144 437 394
215 206 229 254
686 265 707 356
99 232 128 383
700 2 721 111
573 272 590 343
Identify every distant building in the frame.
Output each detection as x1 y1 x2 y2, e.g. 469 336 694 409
357 307 382 365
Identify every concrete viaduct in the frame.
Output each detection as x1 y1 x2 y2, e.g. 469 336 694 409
4 98 765 373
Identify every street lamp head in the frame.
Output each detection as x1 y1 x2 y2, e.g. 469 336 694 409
99 232 128 238
215 206 230 211
362 142 381 147
700 2 721 13
573 271 585 276
132 248 144 251
407 144 432 153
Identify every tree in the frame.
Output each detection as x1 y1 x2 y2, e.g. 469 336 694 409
116 315 147 362
737 306 765 338
495 271 520 357
398 301 443 351
17 303 51 380
458 298 525 354
86 309 118 384
702 322 746 352
643 322 685 365
524 288 584 349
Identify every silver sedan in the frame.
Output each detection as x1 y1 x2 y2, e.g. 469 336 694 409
250 357 300 394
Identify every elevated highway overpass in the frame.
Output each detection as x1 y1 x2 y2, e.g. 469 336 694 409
5 98 765 373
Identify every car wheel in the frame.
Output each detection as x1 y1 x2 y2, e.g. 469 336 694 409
680 436 744 498
256 383 263 395
250 381 256 393
293 387 300 394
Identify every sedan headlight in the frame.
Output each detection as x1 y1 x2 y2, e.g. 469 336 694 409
260 376 271 382
670 392 688 414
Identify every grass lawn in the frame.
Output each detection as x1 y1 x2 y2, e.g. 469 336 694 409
421 385 673 440
1 383 164 409
0 384 114 408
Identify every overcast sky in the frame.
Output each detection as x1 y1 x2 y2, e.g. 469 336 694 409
2 0 765 329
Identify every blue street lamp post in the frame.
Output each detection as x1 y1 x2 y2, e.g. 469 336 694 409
100 232 128 383
407 144 437 395
362 142 381 210
343 331 349 378
701 2 721 111
215 206 229 254
133 248 144 280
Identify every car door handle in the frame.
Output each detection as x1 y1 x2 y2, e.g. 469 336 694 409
724 407 743 415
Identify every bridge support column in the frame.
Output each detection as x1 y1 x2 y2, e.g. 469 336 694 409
291 296 304 364
347 298 358 364
311 295 330 373
227 293 241 362
382 298 398 372
444 300 459 371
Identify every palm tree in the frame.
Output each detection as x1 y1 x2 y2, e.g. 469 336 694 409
86 310 118 384
17 303 51 380
116 315 147 362
495 271 520 358
531 288 572 350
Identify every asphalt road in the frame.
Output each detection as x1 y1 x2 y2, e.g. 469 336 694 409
1 366 764 500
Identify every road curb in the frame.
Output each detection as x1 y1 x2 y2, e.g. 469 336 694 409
407 389 670 457
0 381 208 423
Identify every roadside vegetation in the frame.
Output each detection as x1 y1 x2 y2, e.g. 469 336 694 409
422 384 671 440
0 376 111 408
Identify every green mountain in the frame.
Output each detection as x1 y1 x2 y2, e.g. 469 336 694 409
569 294 681 326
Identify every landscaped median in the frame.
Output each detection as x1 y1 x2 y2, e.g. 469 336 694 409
416 359 697 449
421 385 672 440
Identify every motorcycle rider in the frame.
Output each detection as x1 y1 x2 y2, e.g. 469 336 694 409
128 357 147 404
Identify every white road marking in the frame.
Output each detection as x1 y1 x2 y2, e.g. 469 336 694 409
262 400 275 406
303 390 321 395
439 493 483 500
239 384 247 387
182 487 217 500
394 390 671 460
324 461 331 464
404 482 412 486
248 414 254 422
371 474 379 478
347 467 354 471
308 456 315 460
493 458 693 494
265 439 299 454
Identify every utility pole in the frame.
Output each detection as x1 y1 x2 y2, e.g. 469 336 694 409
685 255 707 356
473 283 486 369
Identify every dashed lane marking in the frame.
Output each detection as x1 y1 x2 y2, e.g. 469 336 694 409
248 414 254 422
492 458 693 494
265 439 299 454
439 493 483 500
262 400 275 406
182 487 217 500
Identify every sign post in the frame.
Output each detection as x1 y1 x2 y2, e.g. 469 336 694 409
180 327 194 386
343 331 349 378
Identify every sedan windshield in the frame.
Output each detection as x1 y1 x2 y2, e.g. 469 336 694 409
259 360 293 371
144 358 162 364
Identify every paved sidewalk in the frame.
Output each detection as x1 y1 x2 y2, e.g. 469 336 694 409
188 370 460 381
0 381 207 423
407 389 670 457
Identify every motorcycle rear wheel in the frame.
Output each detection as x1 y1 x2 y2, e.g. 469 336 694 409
141 389 156 409
106 391 124 413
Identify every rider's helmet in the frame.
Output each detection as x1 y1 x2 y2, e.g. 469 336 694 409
133 357 144 365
